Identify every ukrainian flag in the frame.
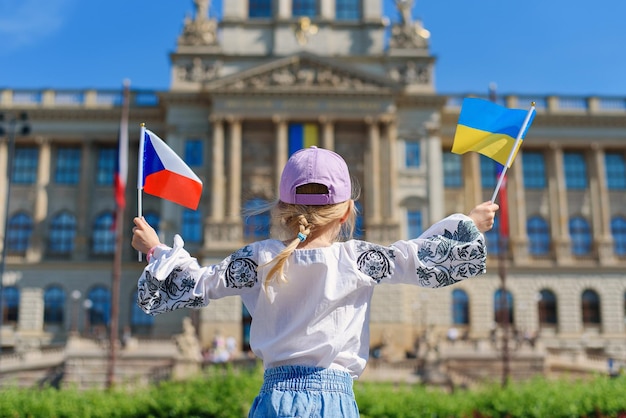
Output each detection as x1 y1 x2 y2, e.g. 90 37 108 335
289 123 319 155
452 98 535 167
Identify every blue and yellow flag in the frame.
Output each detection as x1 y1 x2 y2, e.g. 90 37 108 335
452 98 535 167
288 123 318 155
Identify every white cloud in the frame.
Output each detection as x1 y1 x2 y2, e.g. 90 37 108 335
0 0 74 54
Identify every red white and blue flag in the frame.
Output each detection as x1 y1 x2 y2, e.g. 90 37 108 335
138 128 203 210
114 80 130 209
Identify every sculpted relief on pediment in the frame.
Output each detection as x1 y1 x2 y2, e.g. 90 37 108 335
209 57 394 93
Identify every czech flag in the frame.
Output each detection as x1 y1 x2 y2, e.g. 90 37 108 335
139 129 203 210
452 98 535 167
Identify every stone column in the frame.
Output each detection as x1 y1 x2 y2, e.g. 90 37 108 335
27 138 51 262
589 145 614 264
365 117 381 224
320 117 334 150
462 153 481 213
547 145 570 264
363 0 382 21
509 152 529 265
425 120 444 222
210 117 225 222
320 0 335 19
274 116 289 194
222 0 247 19
227 117 242 222
74 142 92 261
277 0 291 19
383 118 400 230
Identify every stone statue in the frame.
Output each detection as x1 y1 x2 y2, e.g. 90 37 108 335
194 0 210 21
174 317 202 362
390 0 429 50
177 0 218 46
395 0 414 27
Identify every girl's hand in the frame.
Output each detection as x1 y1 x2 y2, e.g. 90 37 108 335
131 217 161 254
468 201 499 233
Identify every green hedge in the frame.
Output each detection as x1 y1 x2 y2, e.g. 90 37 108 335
1 365 624 418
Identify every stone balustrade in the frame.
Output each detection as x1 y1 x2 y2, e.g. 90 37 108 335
0 89 160 108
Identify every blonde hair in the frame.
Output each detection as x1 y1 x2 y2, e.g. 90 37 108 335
258 181 360 290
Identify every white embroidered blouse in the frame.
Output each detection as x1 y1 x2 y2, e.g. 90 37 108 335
137 213 486 378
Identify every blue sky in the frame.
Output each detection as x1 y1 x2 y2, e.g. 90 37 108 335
0 0 624 97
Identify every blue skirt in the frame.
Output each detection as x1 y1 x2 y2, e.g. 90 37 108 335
248 365 360 417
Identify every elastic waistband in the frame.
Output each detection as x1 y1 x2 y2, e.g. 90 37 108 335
261 365 354 395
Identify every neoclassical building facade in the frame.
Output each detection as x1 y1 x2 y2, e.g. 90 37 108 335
0 0 624 363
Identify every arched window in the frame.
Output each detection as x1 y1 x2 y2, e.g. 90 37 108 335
130 290 153 335
527 216 550 256
87 286 110 327
537 289 557 325
182 208 202 243
243 198 270 240
44 286 65 325
494 288 514 325
569 216 592 256
49 211 76 255
452 289 470 325
581 289 601 325
611 216 626 256
143 211 160 235
92 212 115 255
1 286 19 324
7 212 33 254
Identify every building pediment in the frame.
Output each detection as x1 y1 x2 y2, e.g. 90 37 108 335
205 52 399 95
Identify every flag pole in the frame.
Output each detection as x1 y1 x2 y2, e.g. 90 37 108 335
107 79 130 389
490 102 536 203
137 123 146 261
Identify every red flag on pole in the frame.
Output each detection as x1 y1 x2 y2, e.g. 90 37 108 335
114 80 130 209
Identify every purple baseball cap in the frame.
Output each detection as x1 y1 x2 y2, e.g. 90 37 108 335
279 146 352 205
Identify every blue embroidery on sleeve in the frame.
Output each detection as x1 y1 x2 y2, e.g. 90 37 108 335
138 267 202 314
224 245 258 289
416 220 486 287
356 242 395 283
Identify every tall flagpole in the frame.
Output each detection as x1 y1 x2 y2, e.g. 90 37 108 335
490 101 536 203
107 79 130 389
487 84 511 387
137 124 146 261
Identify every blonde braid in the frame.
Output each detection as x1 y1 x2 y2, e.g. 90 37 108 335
263 214 313 289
